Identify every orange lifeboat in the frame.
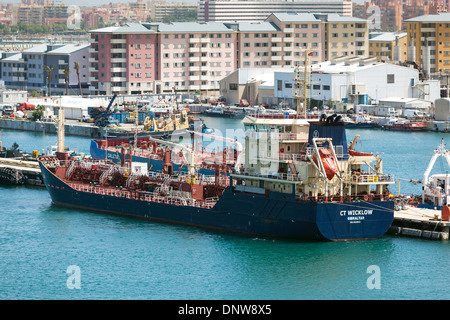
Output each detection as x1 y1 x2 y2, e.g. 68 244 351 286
313 148 337 180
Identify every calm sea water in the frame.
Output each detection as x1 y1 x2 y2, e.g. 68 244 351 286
0 117 449 300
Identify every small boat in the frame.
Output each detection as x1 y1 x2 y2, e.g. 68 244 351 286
312 148 338 180
421 139 450 209
382 119 427 131
346 113 375 128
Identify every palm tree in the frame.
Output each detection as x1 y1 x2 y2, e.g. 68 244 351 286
74 62 82 96
44 65 55 96
63 66 70 95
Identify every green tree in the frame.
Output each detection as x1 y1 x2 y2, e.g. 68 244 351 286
32 105 45 121
74 62 82 96
63 66 70 95
44 65 55 96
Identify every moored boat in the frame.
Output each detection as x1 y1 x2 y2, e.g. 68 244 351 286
38 49 395 241
382 119 427 131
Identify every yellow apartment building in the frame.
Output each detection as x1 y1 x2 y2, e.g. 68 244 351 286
369 32 407 61
406 13 450 75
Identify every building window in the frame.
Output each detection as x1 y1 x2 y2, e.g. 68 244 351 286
387 74 395 84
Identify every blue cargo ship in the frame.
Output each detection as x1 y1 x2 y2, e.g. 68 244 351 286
39 114 395 241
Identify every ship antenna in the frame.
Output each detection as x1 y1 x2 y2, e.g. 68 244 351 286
293 49 312 118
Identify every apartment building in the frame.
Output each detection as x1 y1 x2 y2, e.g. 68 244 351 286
369 32 408 61
199 0 352 23
17 3 68 25
88 13 369 95
406 12 450 76
89 23 159 96
150 2 198 22
326 14 369 59
158 22 236 93
0 44 90 94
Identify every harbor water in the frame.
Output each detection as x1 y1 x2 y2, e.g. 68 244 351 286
0 116 449 300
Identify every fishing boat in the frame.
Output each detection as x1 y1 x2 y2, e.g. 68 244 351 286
382 119 427 131
204 104 245 119
39 50 395 241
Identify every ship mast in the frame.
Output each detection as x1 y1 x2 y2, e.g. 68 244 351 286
57 97 65 153
293 49 313 118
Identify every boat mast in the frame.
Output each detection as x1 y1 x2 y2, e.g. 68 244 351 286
134 102 138 150
57 96 65 153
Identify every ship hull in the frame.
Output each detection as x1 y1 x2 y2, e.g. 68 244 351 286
40 162 394 241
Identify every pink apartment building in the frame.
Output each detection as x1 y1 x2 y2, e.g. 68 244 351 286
157 22 237 94
90 24 158 95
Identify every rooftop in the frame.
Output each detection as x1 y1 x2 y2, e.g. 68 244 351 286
406 12 450 23
369 32 407 42
46 44 90 55
236 21 280 32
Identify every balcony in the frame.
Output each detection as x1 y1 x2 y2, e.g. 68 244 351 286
111 67 126 73
89 67 98 73
189 75 201 81
200 38 211 43
271 37 282 42
283 37 294 42
189 47 200 53
89 57 98 63
111 86 128 92
111 38 127 44
111 48 127 54
421 27 435 33
111 77 127 82
58 60 68 65
110 58 127 63
189 66 200 72
189 57 201 62
283 28 294 33
188 38 200 43
271 56 282 61
89 77 98 82
271 47 282 52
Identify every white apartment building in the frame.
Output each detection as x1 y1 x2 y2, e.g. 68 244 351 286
198 0 352 23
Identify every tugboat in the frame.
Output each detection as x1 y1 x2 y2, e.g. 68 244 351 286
38 50 395 241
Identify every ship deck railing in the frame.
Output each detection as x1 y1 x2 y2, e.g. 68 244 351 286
67 182 216 209
238 170 302 182
345 173 395 184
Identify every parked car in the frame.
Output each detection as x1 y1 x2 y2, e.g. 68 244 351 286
239 99 249 107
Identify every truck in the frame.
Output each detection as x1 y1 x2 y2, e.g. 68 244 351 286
403 109 426 120
16 102 36 112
